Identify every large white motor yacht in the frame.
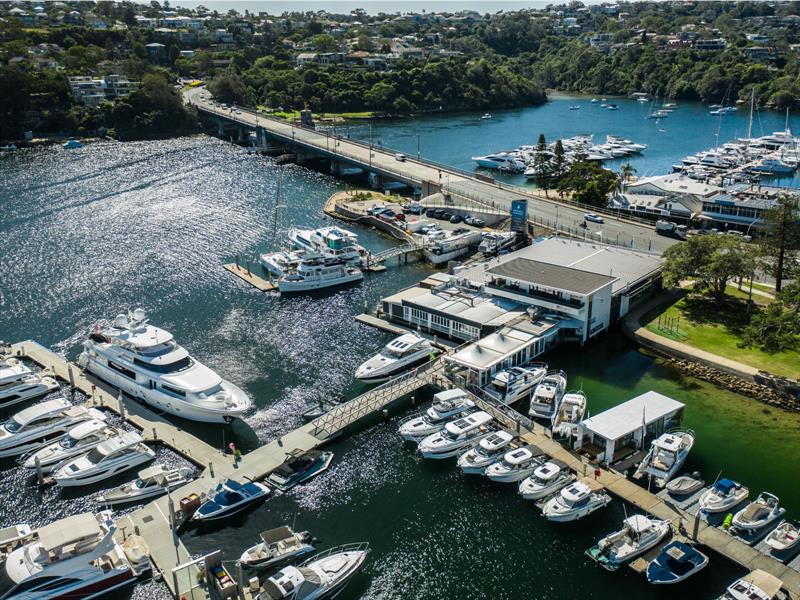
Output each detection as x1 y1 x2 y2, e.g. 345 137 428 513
278 254 363 293
484 445 546 483
288 226 366 265
528 370 567 420
398 390 474 441
457 431 516 474
542 478 611 522
587 515 672 571
0 359 59 409
0 398 105 458
417 411 495 459
21 419 116 473
633 429 695 488
518 459 574 500
356 333 434 384
53 431 155 487
78 309 251 423
482 363 548 406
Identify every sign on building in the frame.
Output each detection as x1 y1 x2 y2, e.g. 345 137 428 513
510 199 528 233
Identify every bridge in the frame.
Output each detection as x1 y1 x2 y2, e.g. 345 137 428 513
183 87 678 255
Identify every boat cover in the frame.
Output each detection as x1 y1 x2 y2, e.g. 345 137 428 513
714 479 736 494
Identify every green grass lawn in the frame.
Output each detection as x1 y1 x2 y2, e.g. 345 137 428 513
643 293 800 379
262 109 376 121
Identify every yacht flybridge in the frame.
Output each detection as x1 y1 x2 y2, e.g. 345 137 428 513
542 478 611 522
528 370 567 420
482 363 548 406
633 429 695 488
417 411 495 459
484 445 546 483
79 309 251 423
356 334 435 384
0 358 58 409
518 459 574 500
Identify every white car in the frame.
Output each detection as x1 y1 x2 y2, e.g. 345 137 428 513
584 213 604 224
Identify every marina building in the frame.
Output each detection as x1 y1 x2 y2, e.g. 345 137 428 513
613 174 723 219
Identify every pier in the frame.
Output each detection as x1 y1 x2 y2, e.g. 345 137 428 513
223 262 278 292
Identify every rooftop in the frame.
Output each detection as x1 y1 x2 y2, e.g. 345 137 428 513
580 391 684 441
487 258 617 296
628 173 723 197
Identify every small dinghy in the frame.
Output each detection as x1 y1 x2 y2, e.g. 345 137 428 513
732 492 785 533
239 525 316 569
587 515 672 571
666 472 704 497
764 521 800 554
698 478 749 514
96 465 197 506
646 541 708 585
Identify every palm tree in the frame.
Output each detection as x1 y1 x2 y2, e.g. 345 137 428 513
620 163 636 193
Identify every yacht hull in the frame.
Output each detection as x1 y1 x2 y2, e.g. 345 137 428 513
0 378 59 410
55 454 154 487
278 272 363 293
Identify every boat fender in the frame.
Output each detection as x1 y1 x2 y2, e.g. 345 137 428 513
722 513 733 529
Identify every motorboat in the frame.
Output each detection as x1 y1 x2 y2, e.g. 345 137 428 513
731 492 785 533
356 333 435 384
78 308 251 423
257 543 369 600
259 249 304 277
484 445 546 483
96 464 197 506
646 541 708 585
482 363 548 406
722 569 793 600
698 479 749 514
0 512 149 600
62 138 83 149
288 226 366 266
542 478 611 522
478 231 517 254
750 158 795 176
52 431 155 487
551 391 587 436
481 113 492 119
528 370 567 420
587 515 672 571
418 411 495 459
278 255 363 293
518 459 574 500
21 419 116 473
398 390 474 441
193 479 272 522
0 524 33 564
239 526 315 569
267 449 334 491
471 153 525 172
0 398 105 458
0 359 59 409
666 473 704 497
633 429 695 488
764 521 800 554
457 431 515 474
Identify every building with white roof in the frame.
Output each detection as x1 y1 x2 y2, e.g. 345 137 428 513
576 391 684 465
613 174 724 219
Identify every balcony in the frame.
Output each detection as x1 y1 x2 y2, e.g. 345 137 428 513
486 282 585 309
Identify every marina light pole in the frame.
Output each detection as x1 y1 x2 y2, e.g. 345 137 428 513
417 133 420 160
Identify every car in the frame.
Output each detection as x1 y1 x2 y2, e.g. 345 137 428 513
467 217 485 227
379 208 396 216
394 212 406 221
395 153 407 162
449 214 463 224
452 227 469 235
425 208 437 217
427 229 446 240
584 213 604 224
421 223 441 234
440 211 453 220
367 206 384 216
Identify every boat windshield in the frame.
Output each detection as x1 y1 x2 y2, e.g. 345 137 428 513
441 429 461 442
135 341 178 357
134 356 194 374
59 435 78 449
3 418 23 433
383 347 407 359
86 446 107 464
197 385 223 399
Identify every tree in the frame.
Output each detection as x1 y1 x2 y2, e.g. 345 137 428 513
208 71 250 105
557 160 619 207
312 34 339 53
662 235 756 304
757 193 800 292
533 133 551 196
551 139 566 182
621 163 636 185
740 282 800 353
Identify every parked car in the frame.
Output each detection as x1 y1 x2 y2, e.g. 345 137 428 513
427 229 446 240
379 208 397 217
584 213 604 224
394 212 406 221
452 227 469 235
440 211 453 220
466 217 485 227
367 206 384 216
449 214 463 224
428 208 444 219
421 223 441 234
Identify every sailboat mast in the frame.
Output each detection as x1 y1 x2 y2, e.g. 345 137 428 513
748 87 754 140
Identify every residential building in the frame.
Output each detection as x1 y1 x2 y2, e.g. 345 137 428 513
67 75 139 106
694 38 727 50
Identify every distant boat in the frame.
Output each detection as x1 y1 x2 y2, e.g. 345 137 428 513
481 113 492 119
569 105 580 110
591 98 598 103
62 139 83 149
1 143 17 152
606 104 619 111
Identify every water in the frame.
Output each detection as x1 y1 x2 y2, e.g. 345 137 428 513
2 105 800 599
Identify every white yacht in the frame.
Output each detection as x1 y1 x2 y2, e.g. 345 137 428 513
78 309 251 423
239 526 315 569
484 445 545 483
96 464 197 506
478 231 517 254
278 255 363 293
722 570 793 600
587 515 672 571
633 429 695 488
542 478 611 522
518 459 574 500
528 370 567 420
356 333 434 384
417 411 494 459
698 479 749 514
259 249 304 277
457 431 516 474
52 431 155 487
0 359 59 409
0 512 149 600
471 153 525 172
398 390 474 441
551 391 587 437
288 226 366 265
257 543 369 600
732 492 785 533
0 398 105 458
482 363 548 406
21 419 116 473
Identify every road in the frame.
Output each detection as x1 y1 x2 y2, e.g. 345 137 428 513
184 87 678 255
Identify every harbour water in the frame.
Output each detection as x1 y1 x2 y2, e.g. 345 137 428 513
2 99 800 599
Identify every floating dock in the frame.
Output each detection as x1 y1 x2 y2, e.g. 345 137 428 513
223 263 277 292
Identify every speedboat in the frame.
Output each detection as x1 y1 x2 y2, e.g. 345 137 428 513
278 254 363 293
518 459 574 500
52 431 155 487
698 479 749 514
551 391 587 436
666 473 704 497
239 526 315 569
257 543 369 600
0 359 59 409
722 569 793 600
646 541 708 585
482 363 548 406
193 479 272 522
78 308 251 423
259 249 305 277
288 226 366 266
267 449 334 491
731 492 785 533
21 419 115 473
398 390 474 441
764 521 800 554
633 429 695 488
96 464 197 506
542 478 611 522
457 431 515 474
0 524 33 564
0 512 149 600
481 113 492 119
418 411 495 459
587 515 671 571
62 138 83 149
0 398 105 458
484 445 546 483
356 333 435 384
528 370 567 420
